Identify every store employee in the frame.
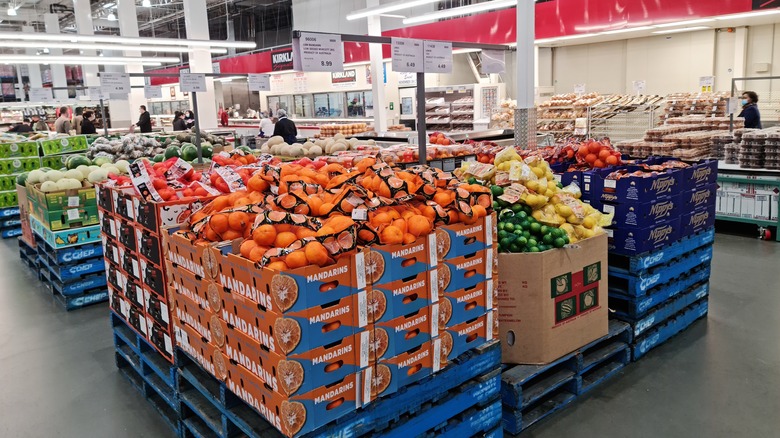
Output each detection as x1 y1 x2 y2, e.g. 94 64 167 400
272 109 298 144
135 105 152 133
739 91 762 129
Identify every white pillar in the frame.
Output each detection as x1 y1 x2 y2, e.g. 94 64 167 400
184 0 218 130
22 26 42 89
367 1 388 132
113 0 147 129
733 27 748 89
44 14 69 101
515 0 536 147
73 0 100 88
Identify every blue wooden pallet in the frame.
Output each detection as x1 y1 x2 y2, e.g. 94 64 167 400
614 282 709 339
609 265 711 319
0 206 19 217
36 239 103 265
418 396 502 438
18 238 39 271
608 228 715 274
40 254 105 282
501 320 632 434
112 312 179 406
47 272 107 296
482 423 503 438
54 287 108 310
632 298 709 361
176 340 502 438
608 244 713 297
1 227 21 238
0 218 21 228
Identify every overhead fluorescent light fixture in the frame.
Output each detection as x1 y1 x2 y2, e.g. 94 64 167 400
0 54 178 66
652 26 711 35
142 0 151 6
0 40 227 54
107 12 117 21
403 0 515 25
7 7 16 16
347 0 439 21
715 10 780 20
653 18 715 28
0 31 256 49
104 2 116 7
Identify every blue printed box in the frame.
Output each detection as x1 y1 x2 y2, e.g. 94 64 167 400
595 194 683 229
642 157 718 190
573 166 683 203
683 183 717 212
606 217 682 256
681 206 716 238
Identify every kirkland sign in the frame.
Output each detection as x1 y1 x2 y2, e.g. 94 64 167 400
271 48 294 71
331 69 357 84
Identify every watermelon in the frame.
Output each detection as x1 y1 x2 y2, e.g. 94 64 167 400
202 145 213 158
164 146 181 159
181 144 198 161
66 155 91 170
153 154 165 163
16 172 28 186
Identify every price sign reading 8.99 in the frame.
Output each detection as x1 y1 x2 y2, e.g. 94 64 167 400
392 38 424 73
295 32 344 72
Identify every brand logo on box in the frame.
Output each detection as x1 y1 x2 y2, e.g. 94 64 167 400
651 177 676 194
392 244 423 259
689 211 710 227
313 344 353 365
691 167 711 183
649 225 674 243
393 279 426 297
309 305 350 324
690 190 711 206
224 343 278 392
455 225 483 237
649 201 675 219
219 273 272 311
399 347 429 368
315 380 354 404
62 247 96 262
307 265 348 283
583 262 601 285
395 314 427 332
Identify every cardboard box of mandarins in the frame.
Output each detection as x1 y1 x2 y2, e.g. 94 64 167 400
372 340 436 399
223 347 372 437
367 269 437 324
433 213 495 261
164 227 367 311
437 280 494 330
438 309 497 366
365 233 437 286
173 317 230 381
435 248 493 295
168 261 369 356
371 305 437 362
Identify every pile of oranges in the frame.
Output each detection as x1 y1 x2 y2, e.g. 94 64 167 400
180 156 493 270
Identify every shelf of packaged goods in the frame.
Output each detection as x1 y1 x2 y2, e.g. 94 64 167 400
537 118 579 122
425 112 450 116
426 120 451 124
715 171 780 241
451 111 475 116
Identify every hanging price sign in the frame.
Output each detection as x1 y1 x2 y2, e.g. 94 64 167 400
392 38 424 73
424 41 452 73
293 32 344 72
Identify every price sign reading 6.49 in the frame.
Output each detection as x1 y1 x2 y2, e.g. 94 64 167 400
392 38 424 73
424 41 452 74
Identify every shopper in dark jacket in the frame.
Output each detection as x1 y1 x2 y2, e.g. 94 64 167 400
272 109 298 144
81 111 97 134
739 91 762 129
8 119 31 133
136 105 152 133
184 110 195 129
172 111 187 131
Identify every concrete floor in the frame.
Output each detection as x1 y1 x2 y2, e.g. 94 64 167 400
0 233 778 438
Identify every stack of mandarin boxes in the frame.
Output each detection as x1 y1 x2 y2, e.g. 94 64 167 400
165 230 372 437
98 183 204 362
433 212 499 369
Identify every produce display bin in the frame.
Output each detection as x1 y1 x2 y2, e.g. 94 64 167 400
39 135 89 156
0 141 40 158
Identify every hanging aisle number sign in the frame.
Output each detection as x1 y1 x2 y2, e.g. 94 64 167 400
294 32 343 72
100 72 130 94
392 38 424 73
424 41 452 73
248 74 271 91
180 72 207 93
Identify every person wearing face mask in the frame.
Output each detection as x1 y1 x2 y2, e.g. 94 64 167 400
738 91 762 129
81 111 97 134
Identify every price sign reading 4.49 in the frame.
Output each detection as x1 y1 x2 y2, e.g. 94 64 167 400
295 32 344 72
424 41 452 74
392 37 424 73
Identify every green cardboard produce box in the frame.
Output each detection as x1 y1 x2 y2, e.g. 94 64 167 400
0 175 20 191
40 135 88 156
0 190 18 208
0 141 40 158
28 181 97 213
31 203 99 231
0 157 41 175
